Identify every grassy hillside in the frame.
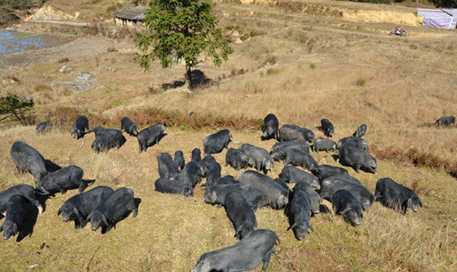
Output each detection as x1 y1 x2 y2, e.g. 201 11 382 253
0 127 456 271
0 0 47 26
1 1 457 271
45 0 128 20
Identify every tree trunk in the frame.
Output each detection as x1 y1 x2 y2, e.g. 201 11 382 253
186 65 193 90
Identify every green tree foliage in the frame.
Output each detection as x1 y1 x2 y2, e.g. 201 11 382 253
431 0 457 7
136 0 232 88
0 95 35 125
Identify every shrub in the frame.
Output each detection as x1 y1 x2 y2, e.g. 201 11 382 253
431 0 457 7
0 95 35 125
355 78 366 87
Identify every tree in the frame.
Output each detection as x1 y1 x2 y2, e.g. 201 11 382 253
0 95 35 125
431 0 457 7
136 0 232 89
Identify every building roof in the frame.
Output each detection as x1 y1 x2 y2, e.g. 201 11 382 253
114 6 146 21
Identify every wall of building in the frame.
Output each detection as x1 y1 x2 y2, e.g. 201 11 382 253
114 18 144 29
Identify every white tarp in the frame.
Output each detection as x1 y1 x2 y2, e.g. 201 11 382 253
417 8 457 29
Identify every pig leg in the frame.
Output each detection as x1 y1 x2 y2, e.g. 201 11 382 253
261 249 274 272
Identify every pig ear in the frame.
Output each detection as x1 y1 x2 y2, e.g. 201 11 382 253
102 214 109 227
236 224 246 238
340 207 351 215
374 192 381 201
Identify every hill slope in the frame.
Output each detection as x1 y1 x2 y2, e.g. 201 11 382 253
1 1 457 271
0 127 456 271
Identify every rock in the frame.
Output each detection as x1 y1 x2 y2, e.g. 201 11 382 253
2 75 20 85
231 31 243 44
51 72 96 92
59 65 72 73
28 264 39 269
2 79 16 85
72 72 96 91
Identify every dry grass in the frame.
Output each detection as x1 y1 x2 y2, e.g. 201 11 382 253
0 128 456 271
1 0 457 271
342 8 421 26
45 0 124 20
